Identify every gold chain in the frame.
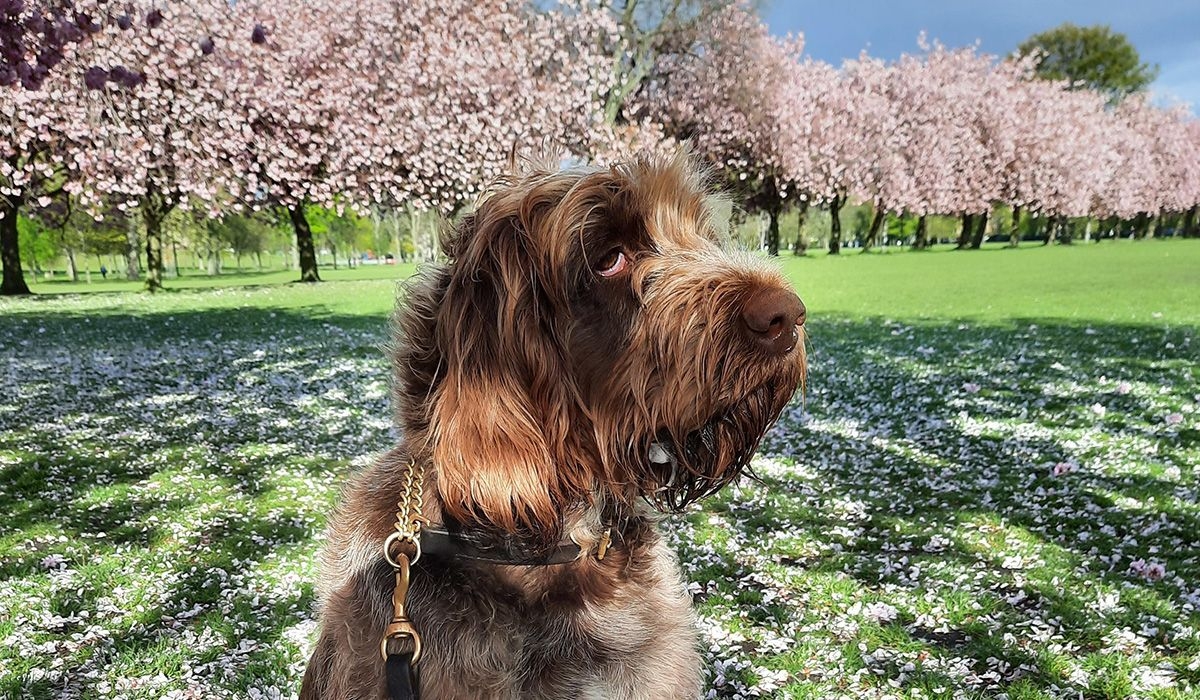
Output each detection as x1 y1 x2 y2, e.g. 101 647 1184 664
395 462 427 542
380 459 427 663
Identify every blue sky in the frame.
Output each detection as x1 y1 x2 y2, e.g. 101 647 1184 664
763 1 1200 114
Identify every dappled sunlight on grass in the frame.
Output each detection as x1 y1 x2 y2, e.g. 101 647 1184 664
0 244 1197 698
683 313 1197 698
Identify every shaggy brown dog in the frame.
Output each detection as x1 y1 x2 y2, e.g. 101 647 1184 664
300 154 806 699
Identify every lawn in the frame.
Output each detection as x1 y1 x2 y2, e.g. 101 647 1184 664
1 240 1197 699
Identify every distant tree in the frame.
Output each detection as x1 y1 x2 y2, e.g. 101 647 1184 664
638 5 806 256
307 205 369 269
1016 23 1158 103
210 213 273 271
16 212 57 274
28 194 84 279
79 206 130 273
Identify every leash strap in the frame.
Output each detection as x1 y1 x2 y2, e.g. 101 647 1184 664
386 651 418 700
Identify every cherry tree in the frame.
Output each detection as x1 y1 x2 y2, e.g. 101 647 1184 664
342 0 615 215
1132 100 1200 237
865 41 1004 251
1080 94 1158 239
637 4 806 255
68 1 249 291
828 53 897 251
1183 119 1200 237
797 54 894 254
211 0 614 282
0 43 92 294
775 57 842 253
192 0 363 283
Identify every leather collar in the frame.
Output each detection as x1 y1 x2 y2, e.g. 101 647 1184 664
419 526 600 566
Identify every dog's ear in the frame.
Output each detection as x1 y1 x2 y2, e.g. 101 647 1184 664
425 201 590 538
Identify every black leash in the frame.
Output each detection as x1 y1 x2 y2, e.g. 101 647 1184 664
386 651 418 700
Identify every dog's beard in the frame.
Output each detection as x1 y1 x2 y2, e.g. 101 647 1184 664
637 378 794 511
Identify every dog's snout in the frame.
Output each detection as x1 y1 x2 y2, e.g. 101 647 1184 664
739 287 805 356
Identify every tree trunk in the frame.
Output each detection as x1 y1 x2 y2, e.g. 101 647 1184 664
1056 215 1072 245
956 213 974 249
205 222 220 276
330 241 338 270
172 236 180 277
125 217 141 280
65 246 77 281
911 214 929 250
0 198 31 295
1009 205 1022 247
1151 212 1165 239
969 209 989 249
141 194 170 293
1184 205 1198 238
828 194 844 255
256 250 263 270
766 201 781 257
864 205 885 252
1042 215 1054 245
791 200 810 256
397 215 407 261
1133 212 1150 240
289 205 320 283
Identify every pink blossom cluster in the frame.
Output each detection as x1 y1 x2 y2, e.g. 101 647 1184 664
2 0 615 223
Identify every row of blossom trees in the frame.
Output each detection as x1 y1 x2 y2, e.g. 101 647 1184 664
637 5 1200 256
3 1 1199 294
1 0 619 293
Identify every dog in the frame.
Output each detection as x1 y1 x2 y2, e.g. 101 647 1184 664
300 153 807 699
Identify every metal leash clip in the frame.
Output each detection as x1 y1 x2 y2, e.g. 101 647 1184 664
380 549 422 663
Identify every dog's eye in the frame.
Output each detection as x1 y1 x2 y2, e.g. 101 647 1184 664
594 248 628 278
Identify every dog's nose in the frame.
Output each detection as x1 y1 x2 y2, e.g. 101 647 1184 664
740 287 805 356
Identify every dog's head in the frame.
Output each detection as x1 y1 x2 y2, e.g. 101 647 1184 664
393 154 806 540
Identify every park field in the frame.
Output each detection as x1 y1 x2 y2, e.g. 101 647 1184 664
24 238 1200 323
1 240 1198 699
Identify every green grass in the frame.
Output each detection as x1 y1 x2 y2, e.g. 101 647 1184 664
27 261 418 296
0 240 1197 698
787 239 1200 324
25 239 1198 324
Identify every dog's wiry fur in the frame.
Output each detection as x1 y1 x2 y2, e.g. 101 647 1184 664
301 154 807 699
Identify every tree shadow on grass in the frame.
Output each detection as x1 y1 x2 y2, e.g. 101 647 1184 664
1 303 1197 697
0 305 400 698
